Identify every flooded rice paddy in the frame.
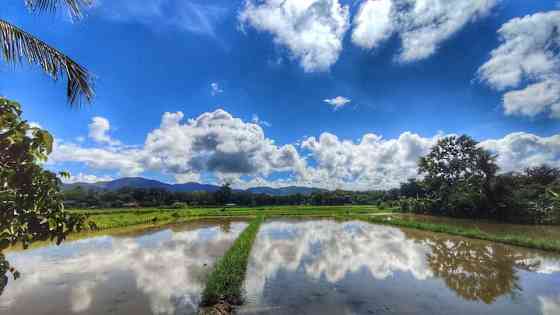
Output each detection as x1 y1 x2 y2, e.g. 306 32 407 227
1 218 559 315
0 219 248 315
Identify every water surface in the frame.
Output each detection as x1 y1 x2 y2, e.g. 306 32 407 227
240 219 560 315
0 219 248 315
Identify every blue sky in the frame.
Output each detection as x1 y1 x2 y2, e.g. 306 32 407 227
2 0 560 190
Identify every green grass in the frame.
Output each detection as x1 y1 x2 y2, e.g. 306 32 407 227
200 217 263 307
75 205 389 230
355 215 560 253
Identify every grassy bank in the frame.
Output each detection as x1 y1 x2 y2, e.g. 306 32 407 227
358 215 560 253
200 217 263 308
78 205 388 230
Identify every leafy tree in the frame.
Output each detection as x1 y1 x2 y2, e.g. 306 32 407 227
215 183 233 205
0 97 87 294
1 0 94 104
399 178 426 198
418 135 498 216
524 165 560 186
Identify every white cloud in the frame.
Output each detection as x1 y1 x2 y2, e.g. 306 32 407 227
351 0 394 50
49 110 560 190
239 0 350 72
50 109 306 184
210 82 223 96
93 0 228 37
299 131 441 190
478 11 560 118
323 96 351 110
49 140 145 177
61 173 115 184
143 109 306 181
480 132 560 173
352 0 499 62
88 116 120 146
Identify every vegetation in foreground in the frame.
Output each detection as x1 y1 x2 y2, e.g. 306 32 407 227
358 215 560 253
200 217 263 309
1 99 87 293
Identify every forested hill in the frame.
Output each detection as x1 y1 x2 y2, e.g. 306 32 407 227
62 177 325 196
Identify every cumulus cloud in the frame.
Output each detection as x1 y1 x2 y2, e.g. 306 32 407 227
352 0 499 62
480 132 560 173
88 116 120 146
352 0 394 50
478 11 560 118
299 131 440 190
93 0 228 37
50 109 306 184
239 0 350 72
323 96 351 110
49 140 145 177
49 110 560 190
143 109 306 180
210 82 223 96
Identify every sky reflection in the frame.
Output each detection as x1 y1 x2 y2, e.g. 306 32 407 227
0 221 247 315
242 220 560 315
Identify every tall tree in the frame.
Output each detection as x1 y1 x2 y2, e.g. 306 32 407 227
215 183 233 205
418 135 498 215
1 0 94 104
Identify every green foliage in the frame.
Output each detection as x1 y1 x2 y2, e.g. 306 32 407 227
418 135 497 217
0 97 86 293
200 217 263 307
215 183 233 205
396 135 560 224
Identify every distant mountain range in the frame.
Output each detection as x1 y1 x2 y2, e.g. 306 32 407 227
62 177 325 196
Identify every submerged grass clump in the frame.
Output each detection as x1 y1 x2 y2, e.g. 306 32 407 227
360 215 560 253
200 217 263 308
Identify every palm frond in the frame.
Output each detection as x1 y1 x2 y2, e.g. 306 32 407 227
25 0 93 20
0 19 94 105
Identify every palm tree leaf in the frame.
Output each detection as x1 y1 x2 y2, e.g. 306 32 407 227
24 0 93 20
0 19 93 105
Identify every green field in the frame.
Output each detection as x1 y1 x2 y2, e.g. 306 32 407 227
72 205 391 230
357 215 560 253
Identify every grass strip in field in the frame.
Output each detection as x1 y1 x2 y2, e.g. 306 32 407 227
358 215 560 253
200 217 263 309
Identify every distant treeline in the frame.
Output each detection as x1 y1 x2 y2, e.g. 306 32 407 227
62 184 398 209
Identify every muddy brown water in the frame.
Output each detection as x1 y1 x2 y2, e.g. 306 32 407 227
1 218 559 315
